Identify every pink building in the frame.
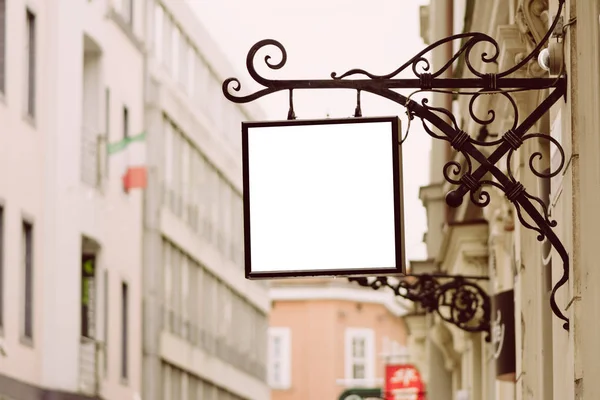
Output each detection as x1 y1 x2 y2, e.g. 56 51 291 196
267 278 411 400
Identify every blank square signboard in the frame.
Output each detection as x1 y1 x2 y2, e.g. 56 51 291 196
242 116 405 279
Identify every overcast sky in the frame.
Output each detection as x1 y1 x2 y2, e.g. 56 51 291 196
187 0 431 262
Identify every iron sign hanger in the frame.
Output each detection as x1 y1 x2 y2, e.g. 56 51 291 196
223 0 570 332
353 274 492 340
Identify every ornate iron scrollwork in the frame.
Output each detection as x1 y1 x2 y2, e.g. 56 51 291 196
349 275 491 340
223 0 570 330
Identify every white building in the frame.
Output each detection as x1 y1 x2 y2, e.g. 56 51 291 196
142 1 271 399
0 0 145 399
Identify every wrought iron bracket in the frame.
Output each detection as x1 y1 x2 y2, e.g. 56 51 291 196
223 0 570 330
349 274 491 340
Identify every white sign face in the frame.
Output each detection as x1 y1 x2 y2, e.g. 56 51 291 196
242 117 405 278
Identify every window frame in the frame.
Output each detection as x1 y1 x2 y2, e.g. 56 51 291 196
0 0 6 94
153 4 163 62
120 281 129 382
0 204 4 332
122 105 129 139
122 0 133 26
344 327 375 382
24 9 36 119
21 219 34 341
267 327 291 390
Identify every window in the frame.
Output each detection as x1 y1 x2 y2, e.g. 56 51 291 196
187 46 195 97
180 256 189 335
163 118 174 205
161 363 171 400
104 88 110 176
171 130 182 216
171 26 180 79
0 205 3 330
22 220 33 340
170 248 181 334
120 282 128 380
81 255 96 338
206 76 221 124
181 141 190 222
187 263 198 344
122 106 129 139
171 366 181 399
187 375 197 400
25 10 36 118
220 181 231 256
178 37 187 88
202 271 215 350
344 328 375 381
163 242 172 330
122 0 133 26
154 4 163 62
194 54 208 108
0 0 6 93
267 327 291 389
162 12 172 71
103 269 109 376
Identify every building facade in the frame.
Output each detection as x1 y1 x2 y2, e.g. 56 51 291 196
416 0 600 399
267 279 410 400
0 0 146 399
142 1 271 399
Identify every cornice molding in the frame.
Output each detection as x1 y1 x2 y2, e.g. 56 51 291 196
269 285 410 317
438 223 489 277
515 0 550 77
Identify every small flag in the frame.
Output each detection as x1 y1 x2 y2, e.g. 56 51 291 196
107 131 148 191
122 166 147 191
107 131 146 155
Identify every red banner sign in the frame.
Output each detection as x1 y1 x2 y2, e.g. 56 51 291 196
384 364 425 400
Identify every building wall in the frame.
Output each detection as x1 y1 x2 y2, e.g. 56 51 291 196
142 1 270 400
0 0 47 389
0 0 146 399
419 0 600 399
268 282 409 400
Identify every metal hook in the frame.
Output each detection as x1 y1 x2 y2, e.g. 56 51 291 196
354 89 362 117
287 89 296 120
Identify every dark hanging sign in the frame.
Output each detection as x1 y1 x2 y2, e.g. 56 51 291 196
492 289 516 381
242 116 405 279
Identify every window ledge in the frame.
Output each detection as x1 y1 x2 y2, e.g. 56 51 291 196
106 7 145 54
335 378 384 388
19 335 34 348
22 113 36 129
269 384 291 391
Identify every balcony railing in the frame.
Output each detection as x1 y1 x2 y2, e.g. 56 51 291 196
79 336 102 395
161 306 266 381
81 126 106 190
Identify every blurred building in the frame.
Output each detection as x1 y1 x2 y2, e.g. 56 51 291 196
267 278 411 400
418 0 600 399
142 1 271 400
0 0 145 399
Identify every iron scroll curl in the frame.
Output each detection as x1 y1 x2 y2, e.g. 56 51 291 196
222 0 570 332
349 275 491 340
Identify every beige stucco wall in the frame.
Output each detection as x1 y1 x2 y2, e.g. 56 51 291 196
419 0 600 399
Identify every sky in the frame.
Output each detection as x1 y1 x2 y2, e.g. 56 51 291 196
187 0 431 262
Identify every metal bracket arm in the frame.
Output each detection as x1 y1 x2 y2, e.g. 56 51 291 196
349 274 491 340
222 0 570 330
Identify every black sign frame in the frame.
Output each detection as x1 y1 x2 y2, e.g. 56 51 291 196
242 116 405 279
